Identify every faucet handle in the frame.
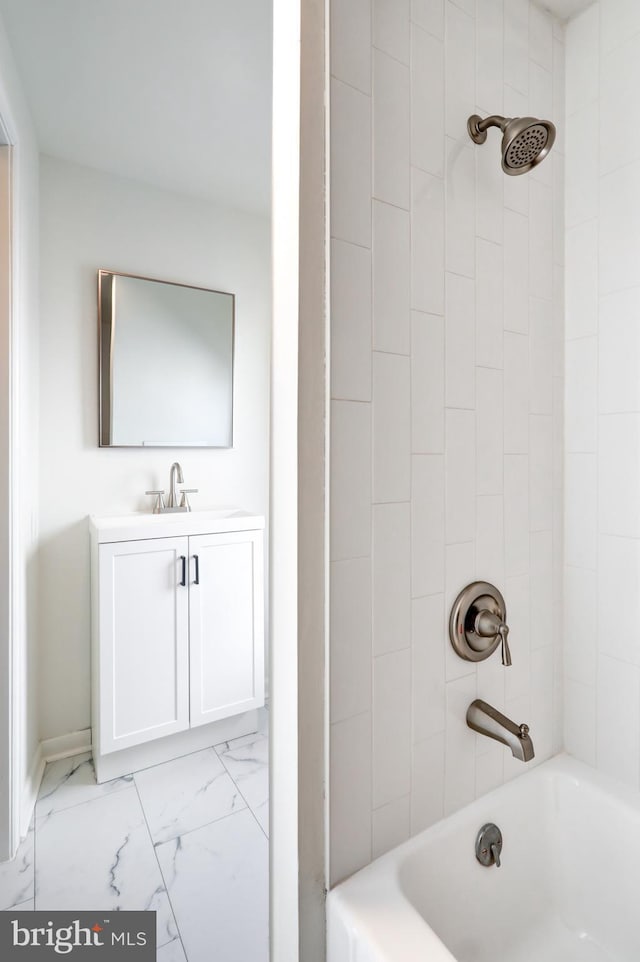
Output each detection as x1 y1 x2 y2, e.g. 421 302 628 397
498 623 512 667
179 488 198 511
145 490 165 514
475 608 513 667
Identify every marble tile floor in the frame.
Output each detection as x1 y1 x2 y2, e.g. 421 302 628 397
0 718 269 962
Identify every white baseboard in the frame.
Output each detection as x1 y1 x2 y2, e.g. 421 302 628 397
20 745 44 837
18 730 92 839
40 729 93 764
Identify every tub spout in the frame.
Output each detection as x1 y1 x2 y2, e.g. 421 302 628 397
466 699 535 762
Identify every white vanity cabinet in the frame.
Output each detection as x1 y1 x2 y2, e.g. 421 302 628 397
97 535 191 753
188 531 264 727
90 510 265 780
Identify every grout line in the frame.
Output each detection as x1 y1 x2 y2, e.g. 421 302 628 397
158 938 188 960
134 748 258 845
132 778 187 955
329 72 371 99
150 796 254 847
371 43 410 70
2 897 35 913
371 791 412 816
329 234 372 253
216 755 269 843
214 730 268 758
411 161 445 183
370 347 411 359
33 778 135 824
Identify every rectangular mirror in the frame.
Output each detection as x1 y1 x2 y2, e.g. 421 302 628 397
98 269 235 447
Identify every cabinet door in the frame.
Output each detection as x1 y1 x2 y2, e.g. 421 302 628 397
98 536 190 754
189 530 265 727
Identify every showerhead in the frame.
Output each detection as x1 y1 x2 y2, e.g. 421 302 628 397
468 114 556 175
502 117 554 171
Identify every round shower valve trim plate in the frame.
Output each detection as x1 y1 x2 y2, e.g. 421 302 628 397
449 581 507 663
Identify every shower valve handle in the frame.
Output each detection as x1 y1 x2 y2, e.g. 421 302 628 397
498 624 512 668
475 609 512 667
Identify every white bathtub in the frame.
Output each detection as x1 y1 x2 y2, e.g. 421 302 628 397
327 755 640 962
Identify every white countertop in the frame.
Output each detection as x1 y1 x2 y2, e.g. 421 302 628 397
90 507 265 543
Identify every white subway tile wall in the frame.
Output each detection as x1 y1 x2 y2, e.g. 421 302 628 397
329 0 565 884
565 2 640 791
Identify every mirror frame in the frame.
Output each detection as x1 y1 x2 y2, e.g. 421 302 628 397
97 268 235 448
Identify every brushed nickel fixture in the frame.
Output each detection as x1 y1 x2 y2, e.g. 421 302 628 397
467 114 556 174
449 581 512 665
168 461 184 509
476 823 503 868
467 699 535 762
146 462 199 513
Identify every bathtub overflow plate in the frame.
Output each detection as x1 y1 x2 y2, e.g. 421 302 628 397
476 823 502 868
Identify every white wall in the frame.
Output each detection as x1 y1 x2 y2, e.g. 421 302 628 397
0 11 40 846
328 0 565 885
38 156 271 742
564 3 640 785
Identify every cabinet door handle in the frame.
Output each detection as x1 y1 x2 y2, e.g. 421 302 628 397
179 555 186 587
193 554 200 585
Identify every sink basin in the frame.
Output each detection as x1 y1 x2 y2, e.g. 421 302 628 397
90 507 265 543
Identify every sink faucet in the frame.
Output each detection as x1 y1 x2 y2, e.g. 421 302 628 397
146 461 198 514
467 699 535 762
145 462 198 513
168 462 184 509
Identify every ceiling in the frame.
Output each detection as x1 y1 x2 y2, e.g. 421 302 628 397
534 0 596 22
0 0 272 214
